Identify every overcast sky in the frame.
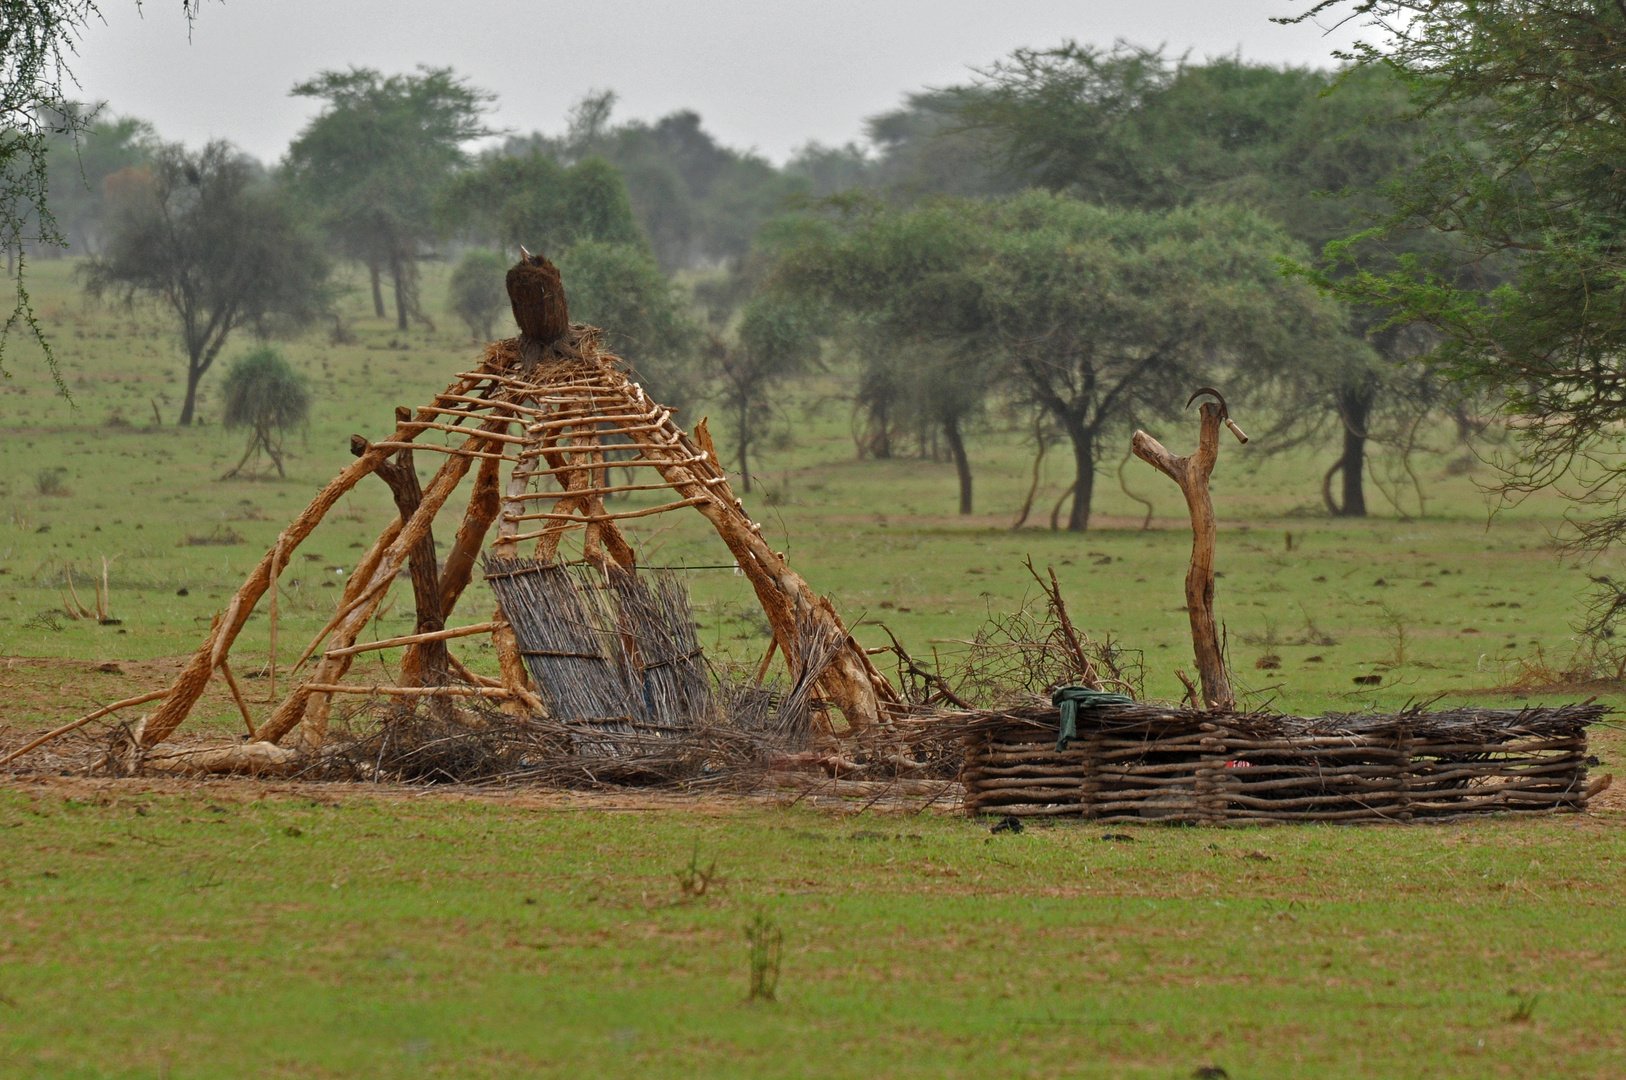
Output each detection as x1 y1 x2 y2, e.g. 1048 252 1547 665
72 0 1364 164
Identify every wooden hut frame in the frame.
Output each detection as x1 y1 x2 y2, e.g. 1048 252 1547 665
123 324 899 773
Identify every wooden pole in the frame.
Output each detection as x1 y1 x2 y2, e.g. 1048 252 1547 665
1131 393 1247 710
322 621 498 659
354 425 451 685
0 689 170 766
267 536 282 702
217 658 257 738
134 379 487 749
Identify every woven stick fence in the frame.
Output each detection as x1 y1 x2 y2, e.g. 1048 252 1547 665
482 556 718 758
483 556 637 724
607 566 714 728
956 701 1608 823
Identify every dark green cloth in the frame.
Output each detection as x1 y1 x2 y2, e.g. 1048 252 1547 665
1052 686 1135 751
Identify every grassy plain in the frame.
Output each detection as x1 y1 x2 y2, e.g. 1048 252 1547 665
0 259 1623 1078
0 258 1616 724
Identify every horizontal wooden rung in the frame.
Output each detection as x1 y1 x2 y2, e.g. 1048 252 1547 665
370 442 519 462
503 497 711 533
404 420 530 445
508 477 726 500
304 683 514 698
323 621 500 658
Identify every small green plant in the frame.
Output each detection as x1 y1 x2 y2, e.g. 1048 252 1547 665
1508 990 1539 1023
674 842 721 898
1379 603 1410 667
745 911 782 1002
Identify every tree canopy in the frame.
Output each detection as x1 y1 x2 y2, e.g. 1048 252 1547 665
954 46 1467 515
1288 1 1626 547
283 66 492 329
438 152 643 256
772 191 1341 528
82 141 331 426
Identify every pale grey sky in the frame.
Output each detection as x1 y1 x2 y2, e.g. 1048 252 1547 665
73 1 1362 163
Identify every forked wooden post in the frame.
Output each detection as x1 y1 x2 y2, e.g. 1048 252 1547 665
1131 389 1248 710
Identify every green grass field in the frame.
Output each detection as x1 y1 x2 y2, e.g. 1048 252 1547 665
2 259 1624 1078
2 782 1624 1079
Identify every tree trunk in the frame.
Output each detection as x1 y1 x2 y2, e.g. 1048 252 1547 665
390 254 410 332
355 435 447 685
1065 425 1096 532
1328 383 1375 517
1338 424 1367 517
178 357 204 426
1132 403 1237 710
737 396 752 494
943 415 973 515
369 262 386 318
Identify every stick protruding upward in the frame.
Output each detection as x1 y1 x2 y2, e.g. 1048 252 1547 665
1132 395 1238 710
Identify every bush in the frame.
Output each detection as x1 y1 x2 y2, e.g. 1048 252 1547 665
220 347 311 478
448 249 509 341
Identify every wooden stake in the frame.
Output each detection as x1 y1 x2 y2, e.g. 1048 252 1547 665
1132 394 1245 710
753 637 780 685
217 658 257 738
267 536 282 702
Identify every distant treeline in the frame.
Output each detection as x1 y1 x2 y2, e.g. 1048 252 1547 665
18 44 1507 528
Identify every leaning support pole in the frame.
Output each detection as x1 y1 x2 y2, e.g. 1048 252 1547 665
268 416 514 750
354 428 447 686
1131 389 1247 711
134 406 444 749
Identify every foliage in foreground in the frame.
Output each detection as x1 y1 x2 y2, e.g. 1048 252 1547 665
1296 1 1626 549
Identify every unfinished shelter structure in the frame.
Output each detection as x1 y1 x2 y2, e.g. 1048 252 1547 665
123 251 898 772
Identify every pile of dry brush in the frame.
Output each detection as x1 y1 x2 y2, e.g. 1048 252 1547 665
271 561 1123 793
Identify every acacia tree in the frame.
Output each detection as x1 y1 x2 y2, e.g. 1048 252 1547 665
774 192 1337 529
769 199 994 514
962 48 1475 517
438 153 643 256
977 196 1339 530
1291 1 1626 546
82 142 331 425
284 67 491 329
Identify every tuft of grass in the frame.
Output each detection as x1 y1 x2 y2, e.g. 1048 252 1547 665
1508 990 1540 1023
745 910 783 1002
33 467 69 497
